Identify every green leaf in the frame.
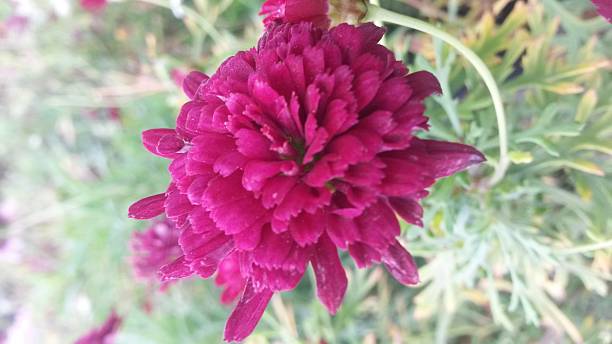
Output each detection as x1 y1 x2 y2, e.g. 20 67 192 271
509 151 534 164
575 89 598 123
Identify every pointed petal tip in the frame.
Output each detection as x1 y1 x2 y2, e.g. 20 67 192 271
128 193 166 219
382 241 421 286
313 235 348 316
472 150 487 164
183 70 209 99
224 283 273 342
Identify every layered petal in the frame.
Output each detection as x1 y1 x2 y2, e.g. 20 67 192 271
312 234 347 314
381 240 419 285
224 282 274 342
129 19 485 343
129 193 166 219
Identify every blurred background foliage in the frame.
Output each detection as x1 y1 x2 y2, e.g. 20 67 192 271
0 0 610 343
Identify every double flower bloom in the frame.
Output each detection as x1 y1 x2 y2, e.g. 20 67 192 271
129 0 486 341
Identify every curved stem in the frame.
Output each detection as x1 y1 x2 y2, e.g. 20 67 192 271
366 5 510 187
368 0 387 46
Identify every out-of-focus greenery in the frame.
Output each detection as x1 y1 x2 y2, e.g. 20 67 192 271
0 0 610 343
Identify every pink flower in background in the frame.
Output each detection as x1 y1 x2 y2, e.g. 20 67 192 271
131 218 246 302
129 21 484 341
85 108 121 123
1 16 28 37
74 311 122 344
171 68 189 89
260 0 330 29
130 218 181 288
592 0 612 22
215 253 246 304
80 0 107 12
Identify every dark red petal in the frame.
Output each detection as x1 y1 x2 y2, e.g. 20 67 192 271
233 224 263 250
186 176 209 205
159 256 194 282
261 175 297 209
213 151 247 177
243 160 298 192
593 0 612 22
164 188 193 218
224 282 273 342
389 196 424 227
342 161 385 187
348 242 381 268
312 234 347 315
250 264 304 292
370 77 413 112
128 193 166 219
326 213 361 249
285 0 329 28
405 71 442 100
354 70 381 110
204 174 270 234
252 228 294 269
380 156 436 197
183 71 209 99
289 210 326 247
142 128 183 159
355 200 400 250
190 132 236 164
381 240 419 285
406 139 486 179
235 129 275 160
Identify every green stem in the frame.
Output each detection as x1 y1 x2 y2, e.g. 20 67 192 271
366 5 510 187
368 0 387 46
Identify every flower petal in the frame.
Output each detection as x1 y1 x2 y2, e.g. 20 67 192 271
593 0 612 22
405 71 442 100
128 193 166 219
183 71 209 99
312 234 347 315
224 282 273 342
348 242 381 268
381 240 419 285
355 199 400 250
159 256 194 282
235 129 275 160
406 138 486 178
252 228 294 269
289 210 326 246
389 196 424 227
243 160 298 192
142 128 184 159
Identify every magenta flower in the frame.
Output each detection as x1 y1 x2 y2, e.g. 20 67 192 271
130 218 182 288
260 0 330 29
592 0 612 22
74 311 122 344
129 21 484 341
80 0 107 12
